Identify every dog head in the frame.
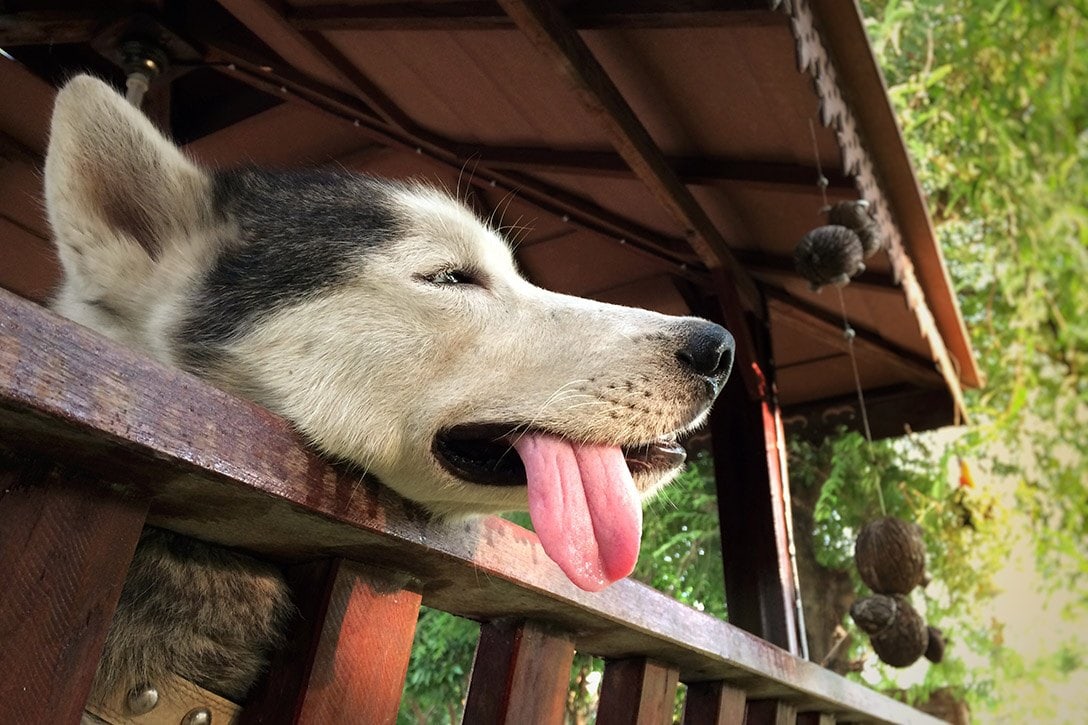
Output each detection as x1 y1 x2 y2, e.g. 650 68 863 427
46 76 733 590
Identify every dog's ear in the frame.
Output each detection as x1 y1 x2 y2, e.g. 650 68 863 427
44 75 210 259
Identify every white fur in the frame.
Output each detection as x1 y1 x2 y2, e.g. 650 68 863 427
46 76 716 518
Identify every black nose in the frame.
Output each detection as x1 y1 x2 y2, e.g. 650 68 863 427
676 322 735 380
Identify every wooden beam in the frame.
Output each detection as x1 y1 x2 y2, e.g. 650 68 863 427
0 11 104 47
781 384 955 442
0 129 42 169
240 560 422 724
712 370 804 655
463 620 575 724
0 455 148 725
495 0 757 296
291 1 787 32
737 251 899 292
203 44 704 272
0 288 943 724
765 289 940 388
454 144 853 192
597 658 680 725
683 681 747 725
746 700 798 725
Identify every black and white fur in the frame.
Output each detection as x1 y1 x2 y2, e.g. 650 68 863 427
46 76 733 701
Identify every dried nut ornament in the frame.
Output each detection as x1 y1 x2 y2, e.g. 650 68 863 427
850 594 929 667
854 516 927 595
793 224 865 291
827 199 882 257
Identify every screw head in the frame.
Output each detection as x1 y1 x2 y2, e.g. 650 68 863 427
125 684 159 715
181 707 213 725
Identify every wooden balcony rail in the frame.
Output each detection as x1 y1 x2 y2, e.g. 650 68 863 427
0 288 939 724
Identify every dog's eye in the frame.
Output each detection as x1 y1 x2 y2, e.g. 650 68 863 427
426 269 478 287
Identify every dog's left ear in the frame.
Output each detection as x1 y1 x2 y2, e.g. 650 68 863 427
44 75 210 259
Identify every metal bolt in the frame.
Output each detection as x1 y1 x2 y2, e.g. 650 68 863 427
125 684 159 715
181 707 212 725
844 326 856 341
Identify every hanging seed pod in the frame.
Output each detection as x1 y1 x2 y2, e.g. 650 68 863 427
850 594 928 667
924 625 946 663
854 516 927 594
793 224 865 291
827 199 882 258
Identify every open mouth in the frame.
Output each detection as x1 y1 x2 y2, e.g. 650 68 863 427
433 422 687 486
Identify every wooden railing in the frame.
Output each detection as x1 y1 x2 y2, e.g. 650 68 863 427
0 287 939 724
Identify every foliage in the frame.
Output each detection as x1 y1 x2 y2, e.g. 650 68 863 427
789 430 1012 708
833 0 1088 716
632 452 726 619
398 607 478 725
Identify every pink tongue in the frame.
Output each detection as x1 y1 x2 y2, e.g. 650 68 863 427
513 434 642 591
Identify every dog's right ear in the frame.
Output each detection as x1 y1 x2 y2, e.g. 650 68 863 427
44 75 210 259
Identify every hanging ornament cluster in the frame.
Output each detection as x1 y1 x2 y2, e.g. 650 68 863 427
849 517 944 667
794 200 883 291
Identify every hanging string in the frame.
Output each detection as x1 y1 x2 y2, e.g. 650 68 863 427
834 285 886 516
808 118 830 210
809 115 886 516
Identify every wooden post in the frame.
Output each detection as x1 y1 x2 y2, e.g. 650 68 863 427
683 681 747 725
241 559 422 724
462 620 575 725
796 713 836 725
712 360 804 655
745 700 798 725
0 455 147 725
597 658 679 725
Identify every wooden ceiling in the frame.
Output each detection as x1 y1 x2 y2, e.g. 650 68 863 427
0 0 980 439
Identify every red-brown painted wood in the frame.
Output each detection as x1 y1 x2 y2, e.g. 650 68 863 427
597 658 680 725
248 559 421 724
712 364 803 655
0 455 147 725
745 699 798 725
683 681 747 725
0 289 943 724
463 620 575 724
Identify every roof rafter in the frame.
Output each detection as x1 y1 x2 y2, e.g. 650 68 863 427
765 289 940 389
451 144 852 193
289 0 788 32
496 0 764 393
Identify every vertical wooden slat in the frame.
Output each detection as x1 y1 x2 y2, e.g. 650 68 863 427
597 658 680 725
796 713 836 725
241 559 421 724
462 620 575 725
745 699 798 725
0 456 147 725
683 681 747 725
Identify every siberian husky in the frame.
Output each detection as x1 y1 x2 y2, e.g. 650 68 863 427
46 76 734 702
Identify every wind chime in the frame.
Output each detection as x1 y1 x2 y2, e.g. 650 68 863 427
796 120 945 669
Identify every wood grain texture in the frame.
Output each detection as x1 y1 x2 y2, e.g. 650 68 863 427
0 289 941 725
712 367 802 655
597 658 680 725
463 620 575 724
683 681 747 725
745 699 798 725
0 455 147 725
263 560 421 724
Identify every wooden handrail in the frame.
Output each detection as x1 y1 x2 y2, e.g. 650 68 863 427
0 288 938 723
